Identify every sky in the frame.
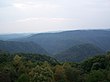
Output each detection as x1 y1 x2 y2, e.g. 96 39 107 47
0 0 110 34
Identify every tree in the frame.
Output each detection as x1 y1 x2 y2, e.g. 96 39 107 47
13 55 22 67
54 65 66 82
65 67 82 82
63 62 71 69
86 70 106 82
91 62 101 70
16 74 30 82
29 64 54 82
0 52 10 63
13 55 26 78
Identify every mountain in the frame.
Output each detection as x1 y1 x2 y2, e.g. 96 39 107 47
14 30 110 55
54 43 104 62
0 33 31 40
0 40 48 54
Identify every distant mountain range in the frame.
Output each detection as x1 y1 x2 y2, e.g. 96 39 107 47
0 40 47 54
0 29 110 62
0 33 31 40
13 30 110 55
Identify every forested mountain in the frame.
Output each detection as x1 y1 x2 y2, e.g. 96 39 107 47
55 44 105 62
0 33 31 40
0 30 110 82
15 30 110 55
1 30 110 62
0 40 48 54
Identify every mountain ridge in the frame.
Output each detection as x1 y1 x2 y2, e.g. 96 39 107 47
0 40 48 54
54 43 105 62
16 30 110 55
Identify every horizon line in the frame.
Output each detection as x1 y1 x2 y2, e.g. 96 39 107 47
0 28 110 35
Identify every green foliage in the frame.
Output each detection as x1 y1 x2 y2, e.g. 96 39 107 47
29 62 54 82
65 67 82 82
16 74 30 82
13 55 22 66
54 65 66 82
0 51 110 82
81 55 107 72
86 70 106 82
0 52 11 63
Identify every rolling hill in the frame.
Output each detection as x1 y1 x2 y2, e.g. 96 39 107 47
1 30 110 62
0 33 31 40
15 30 110 55
54 43 104 62
0 40 48 54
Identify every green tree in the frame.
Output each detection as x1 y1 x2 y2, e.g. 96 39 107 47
86 70 106 82
30 64 54 82
13 55 22 67
54 65 66 82
65 67 82 82
16 74 30 82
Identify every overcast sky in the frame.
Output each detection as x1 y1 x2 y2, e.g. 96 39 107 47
0 0 110 33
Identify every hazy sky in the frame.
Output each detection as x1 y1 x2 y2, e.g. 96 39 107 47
0 0 110 33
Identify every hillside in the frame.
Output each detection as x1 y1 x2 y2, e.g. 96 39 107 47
0 52 58 65
0 51 110 82
0 40 48 54
54 44 104 62
0 33 31 40
15 30 110 55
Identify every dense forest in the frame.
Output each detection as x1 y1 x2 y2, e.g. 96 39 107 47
0 51 110 82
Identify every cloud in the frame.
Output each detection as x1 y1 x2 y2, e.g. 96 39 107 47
0 0 110 33
16 17 76 22
12 0 60 10
13 3 60 10
0 18 79 34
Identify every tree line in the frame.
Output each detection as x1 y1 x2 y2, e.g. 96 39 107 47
0 51 110 82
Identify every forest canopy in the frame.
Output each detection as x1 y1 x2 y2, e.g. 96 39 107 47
0 51 110 82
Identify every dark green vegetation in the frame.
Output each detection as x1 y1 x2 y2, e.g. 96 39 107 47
0 51 110 82
55 43 104 62
0 40 48 54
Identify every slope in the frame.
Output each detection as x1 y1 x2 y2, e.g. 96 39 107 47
54 43 105 62
17 30 110 55
0 40 48 54
0 33 31 40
